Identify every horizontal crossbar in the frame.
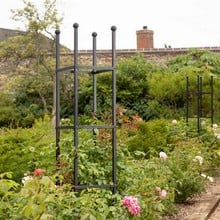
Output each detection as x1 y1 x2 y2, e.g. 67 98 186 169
58 125 116 129
57 65 114 74
74 184 116 190
186 91 212 95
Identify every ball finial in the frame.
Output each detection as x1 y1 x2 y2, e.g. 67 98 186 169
111 26 117 31
92 32 97 37
73 23 79 28
55 29 60 34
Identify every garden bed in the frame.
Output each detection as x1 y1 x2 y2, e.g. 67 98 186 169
162 171 220 220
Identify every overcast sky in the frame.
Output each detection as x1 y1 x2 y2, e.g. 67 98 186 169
1 0 220 50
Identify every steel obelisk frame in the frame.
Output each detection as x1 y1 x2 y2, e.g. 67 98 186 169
55 23 117 194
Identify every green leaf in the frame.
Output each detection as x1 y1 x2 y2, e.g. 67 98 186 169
81 213 89 220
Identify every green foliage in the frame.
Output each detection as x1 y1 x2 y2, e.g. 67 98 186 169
168 49 220 74
127 120 170 158
148 70 186 108
58 53 164 121
167 148 206 203
2 8 220 217
56 135 113 186
116 53 162 119
123 118 220 206
147 50 220 120
0 172 20 219
117 153 176 219
0 116 55 182
71 71 113 119
117 53 149 103
0 118 220 219
0 92 19 127
0 172 126 219
70 50 220 122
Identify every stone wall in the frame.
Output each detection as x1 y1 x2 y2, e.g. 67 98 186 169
59 46 220 66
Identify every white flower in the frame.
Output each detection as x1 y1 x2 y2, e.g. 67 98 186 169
61 118 71 125
201 120 206 126
193 155 204 165
216 133 220 139
207 176 214 182
213 124 218 129
22 173 33 184
172 119 177 124
159 151 168 161
29 147 35 152
201 174 214 182
201 173 207 178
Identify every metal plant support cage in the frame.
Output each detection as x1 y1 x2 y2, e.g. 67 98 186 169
186 75 214 133
55 23 117 193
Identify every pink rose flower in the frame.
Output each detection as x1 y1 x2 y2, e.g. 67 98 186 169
160 189 167 198
155 187 168 198
122 196 141 216
128 203 141 215
122 196 137 207
33 168 44 177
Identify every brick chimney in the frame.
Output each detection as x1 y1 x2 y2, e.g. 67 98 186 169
136 26 154 49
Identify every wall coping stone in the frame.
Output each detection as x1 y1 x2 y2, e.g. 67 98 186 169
59 47 220 56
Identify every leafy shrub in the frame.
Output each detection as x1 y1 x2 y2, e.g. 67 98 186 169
0 170 126 219
0 92 19 127
167 149 206 203
0 116 54 182
127 120 171 158
117 154 176 219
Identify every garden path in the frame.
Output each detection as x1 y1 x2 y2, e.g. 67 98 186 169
162 172 220 220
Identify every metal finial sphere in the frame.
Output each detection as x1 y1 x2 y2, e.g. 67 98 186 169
111 26 117 31
92 32 97 37
73 23 79 28
55 29 60 35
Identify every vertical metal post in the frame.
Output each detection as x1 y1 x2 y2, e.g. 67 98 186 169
211 75 214 125
55 29 60 164
111 26 117 194
186 76 189 125
200 76 203 119
73 23 79 188
92 32 97 116
197 75 201 133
